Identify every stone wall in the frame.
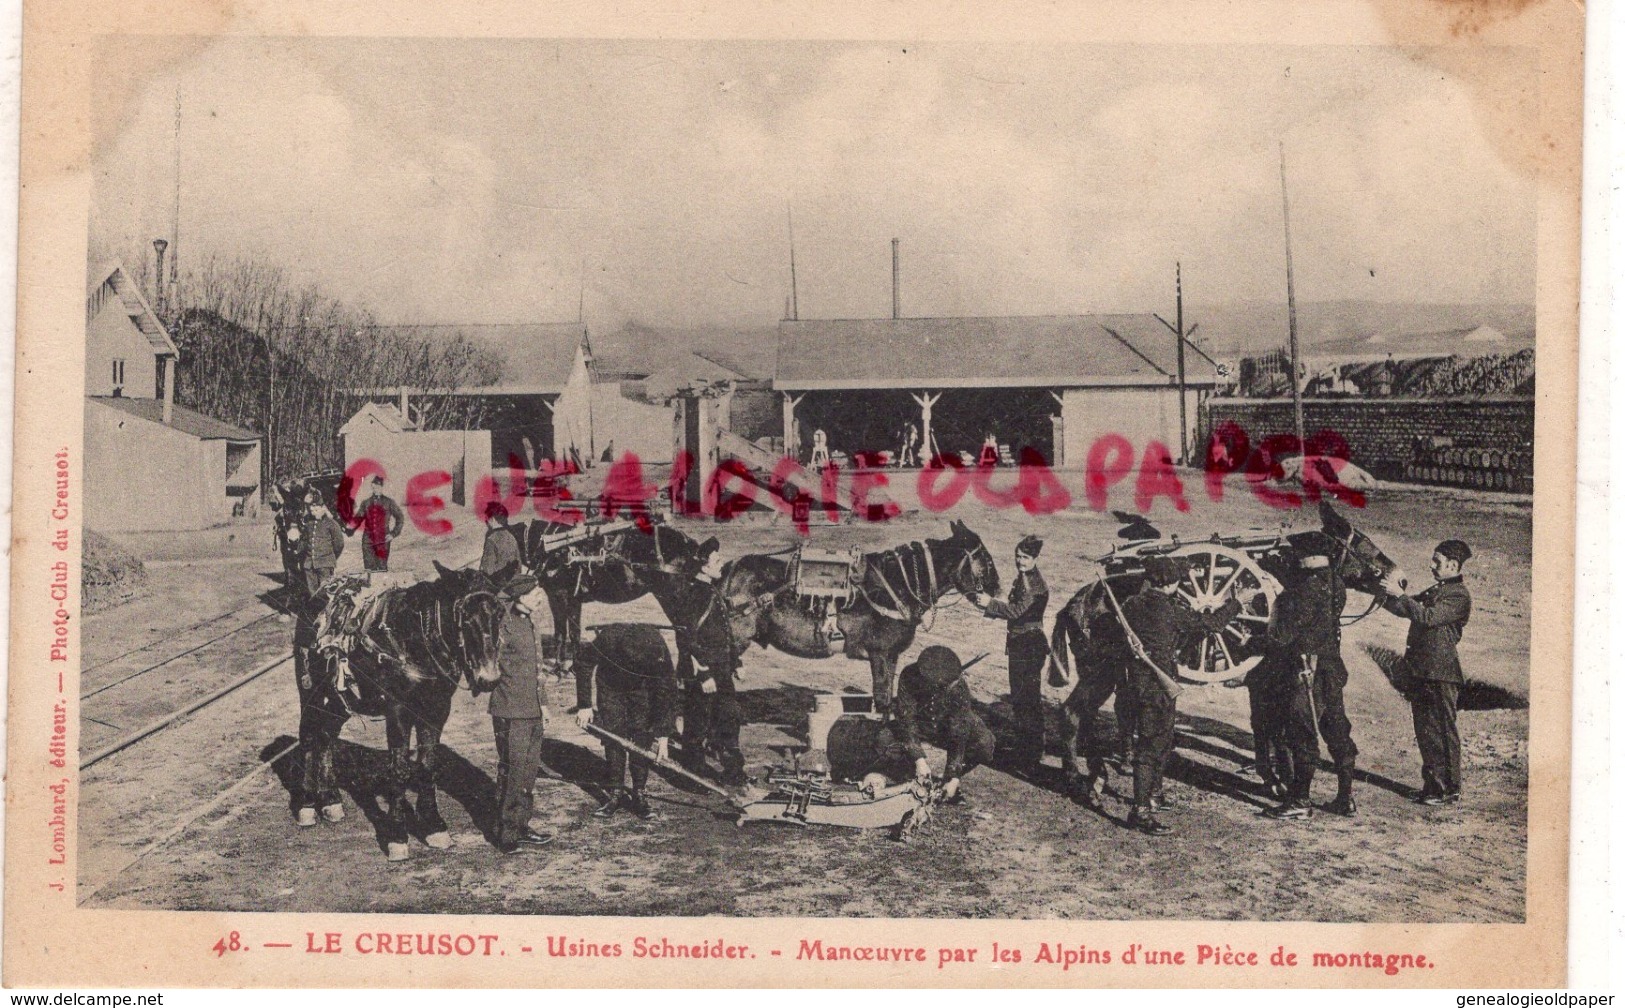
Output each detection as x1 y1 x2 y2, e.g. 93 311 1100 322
1200 398 1534 494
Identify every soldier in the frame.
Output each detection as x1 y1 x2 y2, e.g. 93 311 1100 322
856 645 996 802
1263 540 1359 820
1118 555 1239 836
487 577 556 853
574 624 681 821
479 502 523 576
353 474 405 573
675 541 750 788
1381 539 1474 806
969 535 1050 772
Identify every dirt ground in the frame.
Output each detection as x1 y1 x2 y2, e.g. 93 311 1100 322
77 478 1532 922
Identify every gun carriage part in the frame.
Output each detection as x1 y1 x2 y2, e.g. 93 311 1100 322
1098 533 1285 685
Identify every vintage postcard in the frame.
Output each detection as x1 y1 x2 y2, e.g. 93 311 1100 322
5 0 1583 989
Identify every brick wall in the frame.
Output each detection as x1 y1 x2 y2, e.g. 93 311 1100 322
1200 398 1534 494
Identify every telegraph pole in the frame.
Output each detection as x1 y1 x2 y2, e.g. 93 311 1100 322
1280 142 1304 454
1154 262 1200 465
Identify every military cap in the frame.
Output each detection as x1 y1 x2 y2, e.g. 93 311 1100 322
910 645 964 690
1435 540 1472 565
1015 534 1044 558
503 573 540 598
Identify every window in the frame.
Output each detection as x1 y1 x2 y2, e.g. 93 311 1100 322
111 358 125 387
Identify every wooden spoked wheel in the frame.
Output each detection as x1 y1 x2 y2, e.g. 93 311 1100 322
1166 543 1280 683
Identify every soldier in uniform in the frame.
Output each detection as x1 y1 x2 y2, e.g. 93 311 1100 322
1382 539 1474 805
969 534 1050 772
1118 555 1240 835
574 624 682 821
1263 540 1359 819
675 541 750 788
353 474 405 573
299 491 346 612
857 645 996 802
479 502 523 576
487 577 556 853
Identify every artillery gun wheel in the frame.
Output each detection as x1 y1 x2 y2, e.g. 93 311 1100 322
1166 543 1280 684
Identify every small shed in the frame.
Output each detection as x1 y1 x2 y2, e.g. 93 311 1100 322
85 398 262 531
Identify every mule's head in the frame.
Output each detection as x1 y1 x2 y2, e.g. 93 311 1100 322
438 563 516 689
1284 503 1398 595
942 519 1000 598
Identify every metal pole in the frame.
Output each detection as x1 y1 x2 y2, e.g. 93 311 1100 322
1176 261 1188 466
582 721 747 807
1280 142 1304 454
891 238 900 319
788 204 799 321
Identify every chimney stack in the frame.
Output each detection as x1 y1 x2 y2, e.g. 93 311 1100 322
152 238 169 316
891 238 900 320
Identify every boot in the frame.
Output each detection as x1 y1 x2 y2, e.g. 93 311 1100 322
1070 772 1106 811
720 749 749 788
592 789 625 819
626 790 658 821
1323 772 1357 816
1127 806 1171 836
1264 797 1314 820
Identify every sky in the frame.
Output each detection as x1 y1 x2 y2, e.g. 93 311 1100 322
89 38 1539 328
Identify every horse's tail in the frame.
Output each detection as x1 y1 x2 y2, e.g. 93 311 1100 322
1047 604 1078 686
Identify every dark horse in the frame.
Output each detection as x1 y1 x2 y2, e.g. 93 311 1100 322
1047 501 1400 786
509 518 716 670
652 520 1000 714
294 562 512 860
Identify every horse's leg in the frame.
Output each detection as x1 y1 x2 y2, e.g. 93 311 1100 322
381 701 413 861
676 649 711 771
545 589 572 671
414 687 456 849
713 657 747 786
292 643 321 825
294 643 346 825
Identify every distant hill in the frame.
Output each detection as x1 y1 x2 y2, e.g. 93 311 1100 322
1181 300 1537 359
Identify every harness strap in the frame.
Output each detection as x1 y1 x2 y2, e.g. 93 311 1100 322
1098 575 1171 682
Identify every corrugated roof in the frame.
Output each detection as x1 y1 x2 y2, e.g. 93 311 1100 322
590 324 778 383
776 315 1221 389
409 323 587 394
87 262 178 357
88 396 261 441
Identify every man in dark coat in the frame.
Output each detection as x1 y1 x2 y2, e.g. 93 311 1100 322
479 502 523 577
856 645 996 801
575 624 681 821
298 492 346 611
1382 539 1474 805
353 474 405 573
1060 628 1139 810
970 534 1050 771
1117 555 1240 835
487 578 555 853
1263 541 1359 819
